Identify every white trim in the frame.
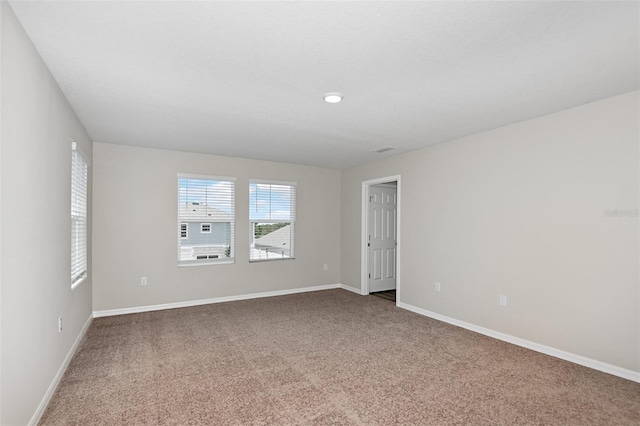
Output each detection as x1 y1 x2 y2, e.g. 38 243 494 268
361 175 402 301
339 283 366 295
200 223 211 233
249 219 294 224
248 256 296 263
29 315 93 426
177 172 237 181
177 259 234 267
249 178 297 186
397 301 640 384
93 284 342 317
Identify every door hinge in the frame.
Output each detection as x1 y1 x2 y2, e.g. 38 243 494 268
369 196 373 202
369 273 371 279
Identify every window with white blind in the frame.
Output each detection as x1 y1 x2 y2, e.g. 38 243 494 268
178 174 235 265
249 179 296 261
71 142 88 288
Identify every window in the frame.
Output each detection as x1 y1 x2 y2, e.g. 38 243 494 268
71 142 88 288
249 179 296 261
178 174 235 265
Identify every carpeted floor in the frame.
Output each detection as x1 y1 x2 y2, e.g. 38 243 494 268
40 289 640 425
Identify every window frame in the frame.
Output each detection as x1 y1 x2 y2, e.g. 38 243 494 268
71 141 89 289
201 223 212 233
177 173 236 267
249 179 296 262
180 223 188 239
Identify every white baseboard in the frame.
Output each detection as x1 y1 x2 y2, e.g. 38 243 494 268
29 314 93 426
338 283 365 295
93 284 343 317
397 301 640 384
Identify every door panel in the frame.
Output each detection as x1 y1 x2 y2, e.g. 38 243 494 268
373 248 383 280
385 248 396 279
368 185 397 293
373 208 382 240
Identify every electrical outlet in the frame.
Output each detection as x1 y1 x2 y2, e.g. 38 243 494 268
58 316 63 333
141 277 148 286
499 295 507 307
323 264 328 271
435 282 441 292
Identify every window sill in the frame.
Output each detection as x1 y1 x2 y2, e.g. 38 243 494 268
249 257 296 263
178 259 235 267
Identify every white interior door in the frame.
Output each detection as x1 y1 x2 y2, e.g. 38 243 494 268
368 185 397 292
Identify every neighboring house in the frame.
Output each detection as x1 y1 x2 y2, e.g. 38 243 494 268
179 202 232 260
251 224 293 259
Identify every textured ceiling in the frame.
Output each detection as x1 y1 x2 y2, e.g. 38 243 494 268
8 1 640 169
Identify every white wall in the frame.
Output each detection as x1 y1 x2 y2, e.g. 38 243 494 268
0 2 93 424
341 91 639 374
92 143 341 312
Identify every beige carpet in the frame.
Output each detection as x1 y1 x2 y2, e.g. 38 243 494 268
41 289 640 425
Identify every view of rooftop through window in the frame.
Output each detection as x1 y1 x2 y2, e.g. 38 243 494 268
249 181 296 261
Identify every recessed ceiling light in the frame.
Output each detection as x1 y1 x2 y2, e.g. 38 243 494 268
324 92 343 103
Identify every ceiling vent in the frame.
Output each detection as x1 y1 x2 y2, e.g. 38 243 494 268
371 146 397 154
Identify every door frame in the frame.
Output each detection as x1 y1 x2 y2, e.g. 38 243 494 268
361 175 401 303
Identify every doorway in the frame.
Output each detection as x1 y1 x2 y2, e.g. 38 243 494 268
361 175 401 303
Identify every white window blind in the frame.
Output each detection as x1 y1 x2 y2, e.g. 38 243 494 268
178 174 235 265
249 180 296 261
71 142 88 287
